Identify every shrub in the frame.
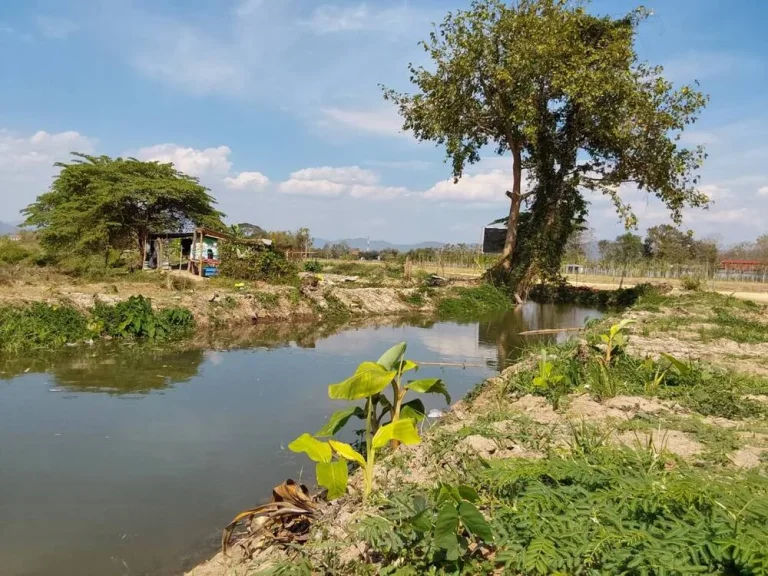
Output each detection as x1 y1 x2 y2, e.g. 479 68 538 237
0 302 90 352
91 296 194 340
436 284 512 318
218 242 298 283
0 240 33 264
680 275 702 291
303 260 323 273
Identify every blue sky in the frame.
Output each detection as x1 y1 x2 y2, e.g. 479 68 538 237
1 0 767 245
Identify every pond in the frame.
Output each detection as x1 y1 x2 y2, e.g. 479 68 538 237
0 302 600 576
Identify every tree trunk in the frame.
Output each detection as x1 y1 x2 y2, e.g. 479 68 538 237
500 144 523 271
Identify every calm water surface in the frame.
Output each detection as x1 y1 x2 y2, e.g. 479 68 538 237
0 303 599 576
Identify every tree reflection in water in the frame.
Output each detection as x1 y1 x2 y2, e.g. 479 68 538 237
478 302 601 369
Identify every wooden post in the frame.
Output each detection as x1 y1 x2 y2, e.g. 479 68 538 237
141 236 148 270
198 231 204 277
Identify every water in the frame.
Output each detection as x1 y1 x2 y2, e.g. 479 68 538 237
0 303 599 576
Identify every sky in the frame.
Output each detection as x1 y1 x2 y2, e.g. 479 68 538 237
1 0 767 245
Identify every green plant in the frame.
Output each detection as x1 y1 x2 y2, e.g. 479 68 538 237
429 483 494 561
218 242 298 283
532 351 568 409
303 260 323 273
680 275 702 291
598 319 635 364
319 342 450 438
90 295 194 340
290 343 451 500
436 284 511 319
0 302 90 352
254 291 280 307
641 357 667 395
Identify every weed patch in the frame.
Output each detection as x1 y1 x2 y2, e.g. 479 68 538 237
436 284 511 319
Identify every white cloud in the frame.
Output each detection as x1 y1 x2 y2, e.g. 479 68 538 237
758 186 768 196
35 16 77 39
289 166 378 185
423 170 512 202
696 208 750 224
132 22 247 96
697 183 732 201
0 128 96 219
223 171 269 190
277 165 405 199
320 108 404 137
305 3 427 35
130 144 233 179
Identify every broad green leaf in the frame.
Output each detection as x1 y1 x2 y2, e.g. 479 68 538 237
288 433 331 463
328 367 396 401
315 406 365 437
457 485 480 503
377 342 407 370
328 439 366 467
437 483 462 505
599 334 611 344
408 508 432 533
400 359 418 373
406 378 451 404
458 501 493 542
400 398 426 422
316 461 348 500
434 503 459 556
661 352 691 376
355 361 387 375
372 419 421 449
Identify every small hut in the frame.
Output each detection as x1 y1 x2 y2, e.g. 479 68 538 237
144 227 272 277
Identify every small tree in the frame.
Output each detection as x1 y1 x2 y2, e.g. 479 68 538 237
23 153 224 264
384 0 708 296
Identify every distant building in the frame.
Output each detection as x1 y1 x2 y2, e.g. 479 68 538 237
565 264 585 275
6 234 21 242
720 259 761 273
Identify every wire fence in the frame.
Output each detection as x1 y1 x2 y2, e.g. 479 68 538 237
564 262 768 284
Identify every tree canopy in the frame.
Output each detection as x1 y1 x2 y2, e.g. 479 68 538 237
23 153 224 259
384 0 709 295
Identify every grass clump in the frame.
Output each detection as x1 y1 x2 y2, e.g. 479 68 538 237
700 307 768 343
529 282 658 308
0 302 90 353
253 291 280 308
436 284 511 319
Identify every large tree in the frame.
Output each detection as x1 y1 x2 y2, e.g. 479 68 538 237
23 153 224 262
384 0 708 295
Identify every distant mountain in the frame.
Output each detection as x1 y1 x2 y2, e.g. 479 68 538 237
0 222 19 235
313 237 445 252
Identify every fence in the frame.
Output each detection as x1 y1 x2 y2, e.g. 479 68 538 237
564 262 768 285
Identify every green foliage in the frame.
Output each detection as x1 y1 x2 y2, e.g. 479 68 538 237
22 153 224 259
680 275 703 291
529 282 655 308
481 449 768 575
291 342 451 500
303 260 323 273
253 291 280 308
90 296 194 340
532 351 568 409
436 284 511 319
0 239 36 264
598 319 635 364
0 302 90 352
218 242 298 283
700 307 768 343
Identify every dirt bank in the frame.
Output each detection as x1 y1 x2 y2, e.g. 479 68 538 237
0 272 440 327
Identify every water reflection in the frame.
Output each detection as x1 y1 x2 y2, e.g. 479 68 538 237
478 302 601 369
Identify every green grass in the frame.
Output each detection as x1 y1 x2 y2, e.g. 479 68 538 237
0 302 90 353
0 298 195 353
436 284 512 319
253 291 280 308
699 307 768 343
